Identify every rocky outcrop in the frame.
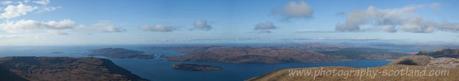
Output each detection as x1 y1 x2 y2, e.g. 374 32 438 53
172 63 223 71
89 48 154 59
392 55 459 69
391 55 432 65
0 57 148 81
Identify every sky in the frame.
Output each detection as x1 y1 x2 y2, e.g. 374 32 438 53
0 0 459 46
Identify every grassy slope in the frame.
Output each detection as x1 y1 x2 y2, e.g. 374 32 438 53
248 55 458 81
248 65 458 81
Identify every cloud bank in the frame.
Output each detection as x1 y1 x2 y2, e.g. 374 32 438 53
0 0 57 19
1 3 36 19
254 21 277 33
143 24 177 32
336 3 459 33
192 20 212 31
93 21 126 33
274 0 313 20
1 19 76 33
0 0 65 34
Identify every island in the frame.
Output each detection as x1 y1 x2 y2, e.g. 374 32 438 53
89 48 154 59
167 47 332 64
167 46 406 64
316 47 406 60
0 56 148 81
172 63 223 71
417 48 459 58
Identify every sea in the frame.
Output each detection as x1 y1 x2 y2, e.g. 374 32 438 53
0 45 390 81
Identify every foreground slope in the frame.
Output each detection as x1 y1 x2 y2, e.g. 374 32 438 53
0 57 148 81
248 51 459 81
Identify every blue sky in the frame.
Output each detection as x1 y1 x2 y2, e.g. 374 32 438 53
0 0 458 46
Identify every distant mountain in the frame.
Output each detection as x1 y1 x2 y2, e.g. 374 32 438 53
0 57 148 81
168 47 331 64
89 48 154 59
316 47 407 60
167 46 406 64
417 49 459 58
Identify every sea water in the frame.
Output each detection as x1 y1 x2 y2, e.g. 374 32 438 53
0 45 389 81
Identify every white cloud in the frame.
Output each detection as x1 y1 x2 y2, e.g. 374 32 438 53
0 35 19 39
274 0 313 20
438 22 459 32
254 21 277 33
1 20 41 32
0 0 58 19
192 20 212 31
72 21 127 34
1 3 37 19
93 21 126 32
399 17 435 33
41 6 58 12
34 0 59 12
1 1 14 5
45 19 76 29
103 26 126 32
336 3 459 33
48 31 69 35
34 0 50 6
0 19 76 33
143 24 177 32
381 25 397 33
0 0 73 35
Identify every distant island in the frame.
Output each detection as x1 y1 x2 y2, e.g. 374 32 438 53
89 48 154 59
168 47 331 64
172 63 223 71
316 47 406 60
248 49 459 81
0 57 148 81
167 46 406 64
417 48 459 58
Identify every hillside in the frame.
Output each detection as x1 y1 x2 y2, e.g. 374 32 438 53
0 57 148 81
417 49 459 58
248 55 459 81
